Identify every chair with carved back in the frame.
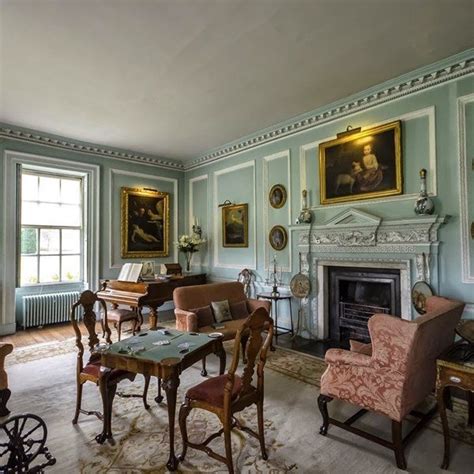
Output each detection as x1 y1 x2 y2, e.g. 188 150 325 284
71 290 150 425
178 307 274 474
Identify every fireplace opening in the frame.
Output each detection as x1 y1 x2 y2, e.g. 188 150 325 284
328 266 401 346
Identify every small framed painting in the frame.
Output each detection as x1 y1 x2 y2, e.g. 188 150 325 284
121 187 170 258
222 204 248 247
269 225 287 251
269 184 287 209
319 120 402 205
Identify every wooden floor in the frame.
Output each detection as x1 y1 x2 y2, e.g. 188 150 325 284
0 322 89 348
0 310 176 348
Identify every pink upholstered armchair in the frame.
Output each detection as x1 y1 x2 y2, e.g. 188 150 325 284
318 296 465 470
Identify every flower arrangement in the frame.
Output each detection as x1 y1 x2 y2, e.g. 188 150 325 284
175 234 206 271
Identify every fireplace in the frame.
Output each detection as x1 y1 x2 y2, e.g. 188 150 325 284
328 266 401 345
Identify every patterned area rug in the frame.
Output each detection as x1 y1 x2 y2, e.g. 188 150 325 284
5 334 474 473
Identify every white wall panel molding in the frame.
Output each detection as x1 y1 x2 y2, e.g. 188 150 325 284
188 174 209 268
186 57 472 170
299 106 437 210
458 93 474 283
262 150 292 272
108 169 178 269
0 126 183 171
213 161 256 270
2 150 100 334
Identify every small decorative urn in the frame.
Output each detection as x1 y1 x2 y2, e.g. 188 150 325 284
414 168 434 215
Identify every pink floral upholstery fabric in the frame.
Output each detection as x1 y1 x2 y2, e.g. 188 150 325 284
320 296 464 422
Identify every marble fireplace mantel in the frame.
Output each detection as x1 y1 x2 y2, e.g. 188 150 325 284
295 209 448 339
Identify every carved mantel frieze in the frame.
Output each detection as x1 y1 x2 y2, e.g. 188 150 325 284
297 209 447 252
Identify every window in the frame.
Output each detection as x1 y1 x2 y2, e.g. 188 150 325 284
19 170 84 286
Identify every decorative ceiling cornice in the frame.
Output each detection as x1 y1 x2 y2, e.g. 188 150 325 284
0 127 184 171
185 55 474 170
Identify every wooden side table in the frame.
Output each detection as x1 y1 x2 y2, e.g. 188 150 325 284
435 342 474 469
256 292 294 344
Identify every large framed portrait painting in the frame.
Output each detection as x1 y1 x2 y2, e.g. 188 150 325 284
121 187 170 258
222 204 248 247
319 121 402 205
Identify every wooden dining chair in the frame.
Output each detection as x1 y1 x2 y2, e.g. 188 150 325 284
178 307 274 474
71 290 150 425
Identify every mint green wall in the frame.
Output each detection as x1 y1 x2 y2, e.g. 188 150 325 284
185 72 474 318
0 130 184 331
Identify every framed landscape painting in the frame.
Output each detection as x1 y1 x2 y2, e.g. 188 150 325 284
121 187 170 258
319 120 402 205
222 203 248 247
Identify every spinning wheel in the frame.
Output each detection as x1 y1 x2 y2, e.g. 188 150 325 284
0 414 56 473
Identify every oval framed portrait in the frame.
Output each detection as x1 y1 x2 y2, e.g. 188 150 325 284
269 184 287 209
269 225 288 251
411 280 434 315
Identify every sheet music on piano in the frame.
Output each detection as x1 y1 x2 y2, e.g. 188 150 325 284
118 263 143 282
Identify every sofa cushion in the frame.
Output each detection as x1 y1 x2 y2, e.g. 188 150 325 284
230 300 250 320
211 300 233 323
199 319 247 341
190 305 215 328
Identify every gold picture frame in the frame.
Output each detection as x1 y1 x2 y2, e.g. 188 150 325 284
268 184 287 209
121 187 170 258
319 120 402 205
222 203 248 247
269 225 287 251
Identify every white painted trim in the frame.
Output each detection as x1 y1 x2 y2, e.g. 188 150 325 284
188 174 209 268
457 93 474 283
262 150 292 273
299 106 437 209
213 161 257 270
1 150 100 334
0 127 183 171
108 169 179 269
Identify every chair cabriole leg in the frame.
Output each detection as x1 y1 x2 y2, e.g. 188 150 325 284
257 398 267 460
223 417 234 474
317 394 332 435
72 381 83 424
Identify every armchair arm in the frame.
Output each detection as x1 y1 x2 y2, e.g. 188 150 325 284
350 339 372 355
175 309 198 332
325 348 373 367
247 298 271 315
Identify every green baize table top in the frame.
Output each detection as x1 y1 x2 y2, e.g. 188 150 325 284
105 329 214 364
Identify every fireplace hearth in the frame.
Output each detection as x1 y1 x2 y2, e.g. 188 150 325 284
328 266 401 345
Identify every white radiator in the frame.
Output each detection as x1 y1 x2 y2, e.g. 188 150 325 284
22 291 81 328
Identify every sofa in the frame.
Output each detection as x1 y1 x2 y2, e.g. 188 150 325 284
174 282 271 375
318 295 465 469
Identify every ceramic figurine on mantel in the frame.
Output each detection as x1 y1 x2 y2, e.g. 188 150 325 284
414 168 435 215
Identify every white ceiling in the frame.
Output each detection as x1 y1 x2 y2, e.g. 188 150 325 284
1 0 473 162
